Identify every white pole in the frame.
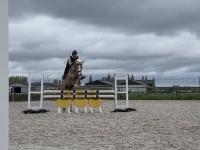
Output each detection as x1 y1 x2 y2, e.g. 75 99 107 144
114 74 117 109
75 107 79 113
58 107 61 113
68 107 71 113
84 107 87 113
28 73 31 109
114 74 129 109
126 74 129 107
90 107 93 113
99 107 102 113
40 74 44 109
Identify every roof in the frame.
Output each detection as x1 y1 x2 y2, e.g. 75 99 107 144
85 79 148 86
135 80 154 85
9 83 28 87
9 82 58 87
85 80 113 86
128 80 148 86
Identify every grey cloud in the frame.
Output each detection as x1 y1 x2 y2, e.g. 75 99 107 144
9 0 200 35
187 65 200 73
8 1 200 86
9 41 68 62
9 16 200 76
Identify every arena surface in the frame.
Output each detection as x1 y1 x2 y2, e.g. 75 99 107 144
9 100 200 150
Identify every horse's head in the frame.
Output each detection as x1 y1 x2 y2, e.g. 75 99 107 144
70 59 84 76
63 59 84 90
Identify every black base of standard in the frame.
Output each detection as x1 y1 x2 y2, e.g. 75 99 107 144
112 108 136 112
22 109 49 114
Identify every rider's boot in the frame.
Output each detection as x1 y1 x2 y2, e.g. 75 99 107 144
80 74 86 80
62 69 69 80
62 74 66 80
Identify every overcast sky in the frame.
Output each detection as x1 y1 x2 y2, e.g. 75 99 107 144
9 0 200 86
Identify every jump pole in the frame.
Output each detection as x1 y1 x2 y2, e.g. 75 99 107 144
114 74 129 109
113 74 136 112
28 73 44 110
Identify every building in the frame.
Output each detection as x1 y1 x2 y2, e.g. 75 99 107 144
135 79 155 87
117 80 148 92
85 79 148 92
31 82 59 91
9 82 59 94
85 80 113 89
9 83 28 93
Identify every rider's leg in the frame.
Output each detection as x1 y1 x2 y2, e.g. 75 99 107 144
80 73 86 80
80 64 85 80
62 65 70 80
62 69 69 80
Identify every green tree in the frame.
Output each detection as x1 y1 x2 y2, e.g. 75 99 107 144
131 74 134 80
53 79 59 85
58 80 62 85
89 74 92 83
145 76 147 80
152 77 155 87
107 73 111 80
9 76 27 84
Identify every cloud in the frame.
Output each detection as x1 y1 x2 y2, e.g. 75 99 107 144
9 0 200 36
9 16 200 75
8 1 200 86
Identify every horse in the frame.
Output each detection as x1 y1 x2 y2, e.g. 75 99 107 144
61 58 83 111
61 59 83 92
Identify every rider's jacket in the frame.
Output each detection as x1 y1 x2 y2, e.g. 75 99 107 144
63 55 80 78
67 56 79 67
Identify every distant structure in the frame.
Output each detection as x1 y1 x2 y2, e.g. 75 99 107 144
9 82 58 94
85 75 155 92
135 76 155 87
9 83 28 93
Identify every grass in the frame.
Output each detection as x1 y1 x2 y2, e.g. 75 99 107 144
10 92 200 101
129 92 200 100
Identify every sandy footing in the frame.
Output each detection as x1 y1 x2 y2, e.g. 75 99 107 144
9 100 200 150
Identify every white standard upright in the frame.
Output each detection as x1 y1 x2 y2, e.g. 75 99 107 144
114 74 129 109
28 73 44 109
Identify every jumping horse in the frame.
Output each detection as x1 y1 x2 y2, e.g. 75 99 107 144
61 59 84 111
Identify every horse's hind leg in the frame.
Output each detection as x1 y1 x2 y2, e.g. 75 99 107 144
70 103 73 112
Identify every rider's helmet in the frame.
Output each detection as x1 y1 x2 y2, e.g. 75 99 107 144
72 50 77 58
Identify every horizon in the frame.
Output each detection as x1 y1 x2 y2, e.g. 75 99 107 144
9 72 200 87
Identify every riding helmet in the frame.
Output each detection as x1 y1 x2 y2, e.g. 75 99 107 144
72 50 77 56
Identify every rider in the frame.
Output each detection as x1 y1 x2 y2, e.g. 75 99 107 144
62 50 86 80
